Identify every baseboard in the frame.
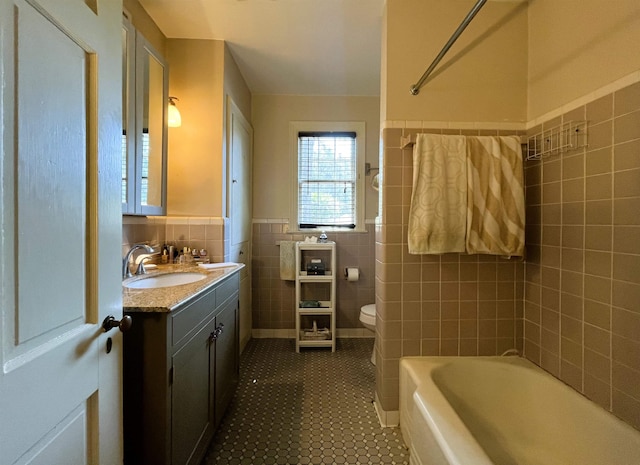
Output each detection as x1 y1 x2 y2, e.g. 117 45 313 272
337 328 375 338
251 328 375 339
374 392 400 427
252 329 296 339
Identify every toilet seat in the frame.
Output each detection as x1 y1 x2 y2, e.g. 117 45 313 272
359 304 376 327
359 304 377 365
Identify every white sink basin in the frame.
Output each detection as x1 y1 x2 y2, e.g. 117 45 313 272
124 272 206 289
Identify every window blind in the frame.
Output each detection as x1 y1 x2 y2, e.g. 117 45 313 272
298 132 357 229
121 130 150 205
122 131 128 204
141 130 149 205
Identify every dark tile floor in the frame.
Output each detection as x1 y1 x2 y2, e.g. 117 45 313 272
202 338 409 465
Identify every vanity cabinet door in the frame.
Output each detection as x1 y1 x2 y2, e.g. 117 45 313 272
171 317 216 465
214 295 239 427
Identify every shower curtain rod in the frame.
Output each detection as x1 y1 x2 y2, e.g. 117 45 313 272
410 0 487 95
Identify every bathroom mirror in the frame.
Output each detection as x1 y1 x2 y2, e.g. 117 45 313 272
122 16 168 216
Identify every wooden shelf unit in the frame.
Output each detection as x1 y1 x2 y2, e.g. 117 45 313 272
295 241 336 352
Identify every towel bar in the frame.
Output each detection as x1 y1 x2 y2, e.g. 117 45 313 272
401 134 530 160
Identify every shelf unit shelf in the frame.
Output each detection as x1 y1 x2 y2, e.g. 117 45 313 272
295 241 336 352
298 277 333 284
298 339 333 348
297 309 333 316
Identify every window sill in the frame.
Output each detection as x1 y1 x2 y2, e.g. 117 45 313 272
290 227 368 234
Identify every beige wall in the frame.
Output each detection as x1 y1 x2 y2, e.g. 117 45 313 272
251 94 381 221
224 44 252 124
528 0 640 120
380 2 388 123
384 0 528 123
167 39 225 217
167 40 252 218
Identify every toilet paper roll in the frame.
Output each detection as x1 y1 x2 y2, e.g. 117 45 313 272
346 267 359 282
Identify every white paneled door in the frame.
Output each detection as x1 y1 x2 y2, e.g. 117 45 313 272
0 1 123 464
227 97 252 350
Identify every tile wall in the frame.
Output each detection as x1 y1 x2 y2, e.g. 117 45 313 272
376 127 525 413
251 222 376 332
523 81 640 429
122 216 226 263
121 217 166 257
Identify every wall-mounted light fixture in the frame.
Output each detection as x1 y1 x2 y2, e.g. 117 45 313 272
168 96 182 127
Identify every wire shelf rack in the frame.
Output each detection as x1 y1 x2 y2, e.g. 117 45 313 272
526 121 588 161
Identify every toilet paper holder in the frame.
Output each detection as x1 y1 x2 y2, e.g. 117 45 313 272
344 267 359 281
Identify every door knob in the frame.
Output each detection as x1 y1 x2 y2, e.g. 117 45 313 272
102 315 133 333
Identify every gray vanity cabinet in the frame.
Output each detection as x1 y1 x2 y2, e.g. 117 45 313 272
123 272 239 465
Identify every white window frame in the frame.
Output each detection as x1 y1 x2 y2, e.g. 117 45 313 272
289 121 366 233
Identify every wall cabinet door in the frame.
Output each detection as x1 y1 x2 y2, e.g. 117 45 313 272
227 96 253 352
171 317 216 465
122 16 168 216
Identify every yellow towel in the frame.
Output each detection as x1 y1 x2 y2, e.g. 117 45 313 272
408 134 467 254
466 136 525 256
279 241 297 280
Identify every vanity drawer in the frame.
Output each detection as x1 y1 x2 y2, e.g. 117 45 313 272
172 288 216 347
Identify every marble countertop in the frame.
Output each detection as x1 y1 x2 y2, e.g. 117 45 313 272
123 262 244 313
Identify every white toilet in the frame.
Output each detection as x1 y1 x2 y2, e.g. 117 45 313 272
359 304 376 365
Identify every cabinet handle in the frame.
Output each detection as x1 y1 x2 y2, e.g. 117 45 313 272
209 323 224 342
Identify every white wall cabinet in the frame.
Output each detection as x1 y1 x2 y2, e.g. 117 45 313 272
295 241 336 352
122 16 168 216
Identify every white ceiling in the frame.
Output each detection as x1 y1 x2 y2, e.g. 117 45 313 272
138 0 385 96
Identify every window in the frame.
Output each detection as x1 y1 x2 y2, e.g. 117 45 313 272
291 122 365 232
121 130 150 205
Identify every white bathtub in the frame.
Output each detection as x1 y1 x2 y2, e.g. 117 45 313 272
400 356 640 465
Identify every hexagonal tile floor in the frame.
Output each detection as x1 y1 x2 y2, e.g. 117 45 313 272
202 338 409 465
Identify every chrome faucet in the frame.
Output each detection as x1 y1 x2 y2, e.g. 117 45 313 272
122 244 154 279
